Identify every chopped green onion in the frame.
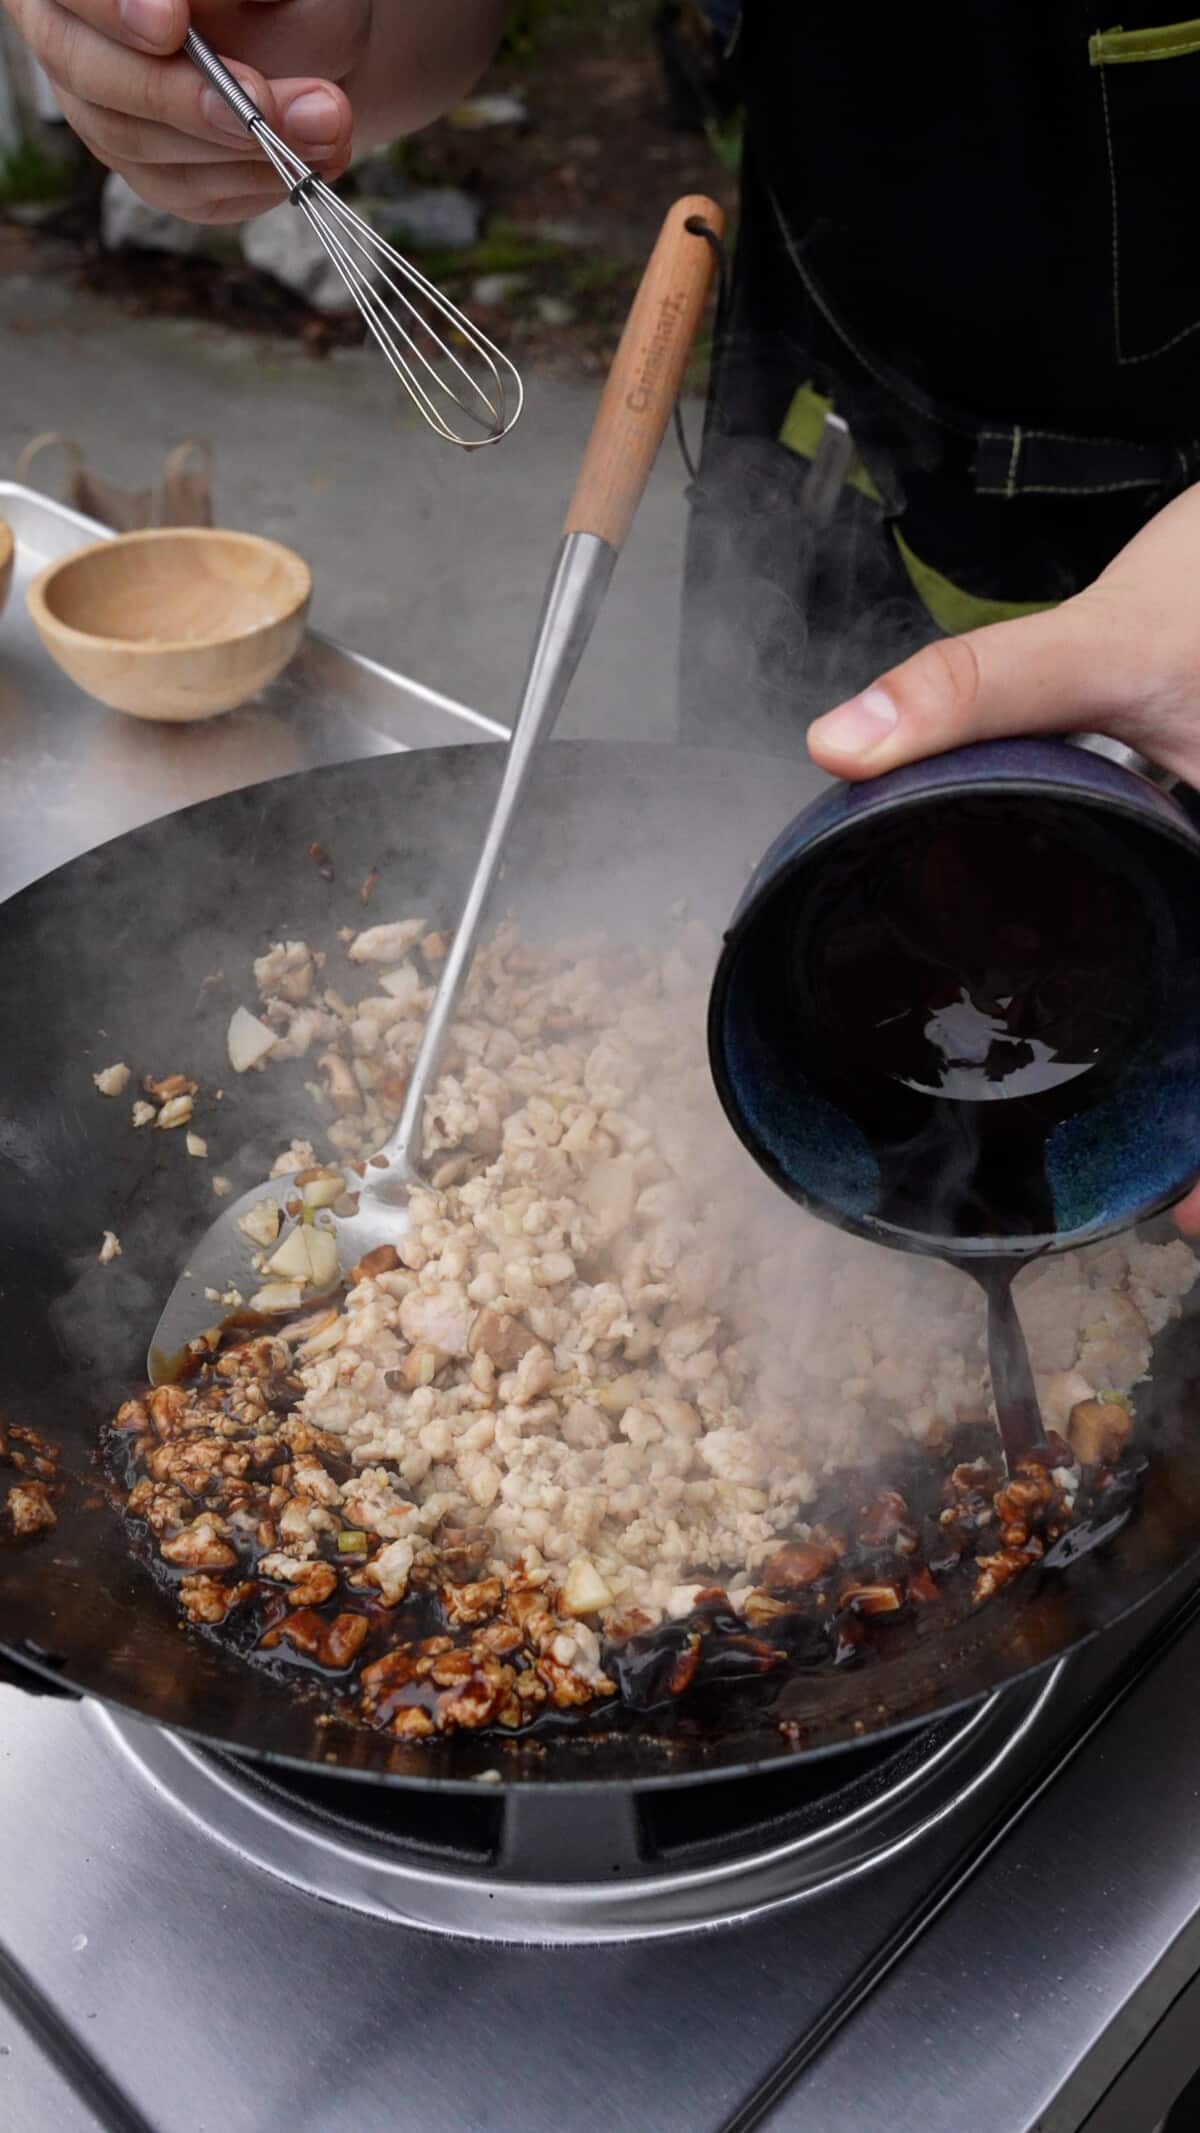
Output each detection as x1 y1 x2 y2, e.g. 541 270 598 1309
337 1530 368 1554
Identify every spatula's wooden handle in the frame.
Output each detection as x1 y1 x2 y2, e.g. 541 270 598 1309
563 194 725 552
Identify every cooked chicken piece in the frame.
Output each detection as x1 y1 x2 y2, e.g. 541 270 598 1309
254 940 318 1005
760 1538 838 1590
144 1072 198 1104
179 1574 252 1625
159 1516 237 1571
467 1306 534 1370
1068 1397 1133 1468
318 1050 362 1115
348 918 425 964
126 1478 189 1534
398 1282 471 1358
6 1481 56 1535
257 1554 338 1606
361 1537 416 1605
442 1577 503 1627
267 1609 368 1669
271 1139 318 1178
93 1062 131 1097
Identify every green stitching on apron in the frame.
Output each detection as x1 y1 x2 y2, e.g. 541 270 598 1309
1090 19 1200 65
778 384 1056 635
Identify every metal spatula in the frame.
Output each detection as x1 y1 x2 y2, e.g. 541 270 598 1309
149 194 724 1379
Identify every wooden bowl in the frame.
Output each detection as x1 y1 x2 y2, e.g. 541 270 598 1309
27 528 311 722
0 521 13 623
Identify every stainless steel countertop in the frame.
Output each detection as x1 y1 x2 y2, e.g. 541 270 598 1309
0 481 506 903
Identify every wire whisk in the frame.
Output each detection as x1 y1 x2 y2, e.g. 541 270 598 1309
184 31 524 450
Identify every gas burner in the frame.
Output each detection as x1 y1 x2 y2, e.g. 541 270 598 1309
97 1664 1063 1944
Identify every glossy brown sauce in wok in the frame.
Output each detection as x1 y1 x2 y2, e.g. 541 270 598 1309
108 1307 1150 1750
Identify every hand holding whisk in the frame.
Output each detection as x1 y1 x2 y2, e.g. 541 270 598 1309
183 31 524 451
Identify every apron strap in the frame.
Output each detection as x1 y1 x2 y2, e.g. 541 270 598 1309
765 178 1200 505
974 426 1198 499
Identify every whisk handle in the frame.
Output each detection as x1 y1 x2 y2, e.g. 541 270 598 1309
183 29 262 132
564 194 725 551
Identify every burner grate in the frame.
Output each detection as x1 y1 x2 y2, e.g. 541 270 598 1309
98 1664 1064 1944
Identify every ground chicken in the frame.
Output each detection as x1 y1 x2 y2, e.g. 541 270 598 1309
236 921 1198 1624
116 914 1200 1733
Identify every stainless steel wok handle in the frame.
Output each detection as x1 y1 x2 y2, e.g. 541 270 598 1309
1072 732 1178 789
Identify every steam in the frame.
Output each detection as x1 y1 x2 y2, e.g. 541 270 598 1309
31 679 1200 1529
677 418 936 754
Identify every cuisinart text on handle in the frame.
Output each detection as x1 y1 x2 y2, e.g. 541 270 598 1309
626 290 688 413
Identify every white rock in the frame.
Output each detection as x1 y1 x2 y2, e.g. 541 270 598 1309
350 170 480 248
381 187 481 251
242 202 369 316
471 272 526 308
535 295 577 329
102 174 217 258
447 93 527 131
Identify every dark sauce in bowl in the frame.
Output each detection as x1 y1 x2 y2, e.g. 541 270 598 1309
795 800 1165 1468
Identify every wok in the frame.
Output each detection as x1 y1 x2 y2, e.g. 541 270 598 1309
1 739 1199 1792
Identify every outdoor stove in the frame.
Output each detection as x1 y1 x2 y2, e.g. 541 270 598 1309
97 1668 1059 1945
6 1580 1200 2133
2 485 1200 2133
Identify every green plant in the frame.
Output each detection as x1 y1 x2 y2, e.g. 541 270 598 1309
382 136 438 189
0 139 71 208
706 110 744 173
564 253 627 296
500 0 586 58
388 218 571 286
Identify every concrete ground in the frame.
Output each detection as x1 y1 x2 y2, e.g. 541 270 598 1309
0 272 693 739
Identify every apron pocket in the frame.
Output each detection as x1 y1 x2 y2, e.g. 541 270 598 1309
1090 18 1200 362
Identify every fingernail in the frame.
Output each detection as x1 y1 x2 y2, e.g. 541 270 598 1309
201 86 252 139
812 686 899 757
119 0 176 47
284 88 342 148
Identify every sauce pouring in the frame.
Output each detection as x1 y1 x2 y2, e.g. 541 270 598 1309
709 739 1200 1472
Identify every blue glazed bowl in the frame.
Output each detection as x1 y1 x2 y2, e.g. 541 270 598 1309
708 738 1200 1259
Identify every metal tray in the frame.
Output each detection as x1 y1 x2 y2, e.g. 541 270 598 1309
0 480 505 903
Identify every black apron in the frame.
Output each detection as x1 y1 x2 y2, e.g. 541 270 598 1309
680 2 1200 752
